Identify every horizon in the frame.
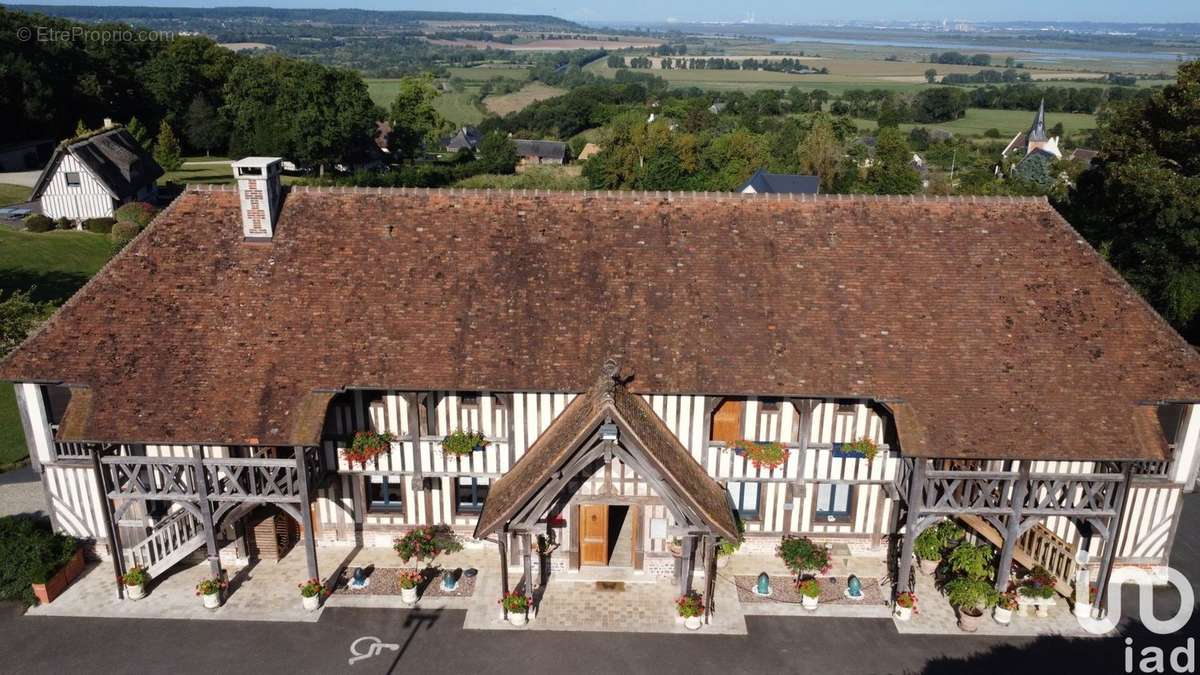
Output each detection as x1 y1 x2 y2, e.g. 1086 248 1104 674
6 1 1198 26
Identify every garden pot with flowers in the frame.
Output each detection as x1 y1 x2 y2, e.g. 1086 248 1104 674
676 592 705 630
797 577 821 610
777 535 832 579
730 440 789 471
1017 565 1058 617
913 519 965 576
994 590 1017 625
894 591 917 621
398 570 423 605
342 431 394 467
841 437 880 463
298 578 326 612
941 542 998 633
122 565 149 601
394 525 464 569
500 592 533 626
196 577 226 609
441 430 488 458
715 519 745 569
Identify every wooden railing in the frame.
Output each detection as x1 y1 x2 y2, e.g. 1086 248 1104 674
1017 523 1078 590
53 441 94 460
124 508 205 577
102 451 321 505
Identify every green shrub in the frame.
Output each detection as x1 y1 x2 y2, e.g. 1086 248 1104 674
777 535 830 576
110 221 140 245
113 201 158 227
0 515 79 606
914 519 965 562
23 214 53 232
83 217 117 234
54 217 74 230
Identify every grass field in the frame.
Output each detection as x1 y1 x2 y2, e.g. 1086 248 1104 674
161 161 235 185
484 82 567 117
0 228 114 468
851 107 1097 137
0 183 30 206
434 92 485 126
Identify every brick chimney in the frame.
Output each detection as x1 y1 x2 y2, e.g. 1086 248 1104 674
232 157 283 240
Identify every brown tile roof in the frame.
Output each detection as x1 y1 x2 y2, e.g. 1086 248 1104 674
475 371 738 540
3 187 1200 460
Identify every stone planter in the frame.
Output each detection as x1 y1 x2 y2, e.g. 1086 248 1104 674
684 616 702 630
894 604 913 621
202 591 221 609
801 595 819 610
302 593 321 612
126 583 146 601
400 586 418 604
957 608 983 632
993 606 1013 625
508 611 528 627
919 559 939 576
1018 593 1056 618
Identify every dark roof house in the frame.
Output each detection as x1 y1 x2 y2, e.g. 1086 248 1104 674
444 127 483 153
31 126 163 203
738 169 820 195
514 139 567 164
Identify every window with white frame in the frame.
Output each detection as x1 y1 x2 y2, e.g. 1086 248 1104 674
366 476 404 512
455 476 489 513
64 172 81 187
727 481 761 520
815 483 854 522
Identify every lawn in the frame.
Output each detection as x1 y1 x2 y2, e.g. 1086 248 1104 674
0 228 114 469
433 91 485 127
484 82 567 117
161 160 234 185
851 108 1097 138
0 183 31 206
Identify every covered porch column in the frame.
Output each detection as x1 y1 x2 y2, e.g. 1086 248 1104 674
894 457 926 598
1094 462 1135 616
994 463 1031 591
294 446 320 582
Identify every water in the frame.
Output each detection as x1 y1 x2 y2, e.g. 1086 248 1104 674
764 34 1183 62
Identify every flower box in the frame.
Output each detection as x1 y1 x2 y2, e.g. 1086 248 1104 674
730 440 789 471
30 546 84 605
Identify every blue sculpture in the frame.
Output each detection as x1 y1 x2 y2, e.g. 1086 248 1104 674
442 568 460 591
756 572 771 596
349 566 368 590
845 575 864 600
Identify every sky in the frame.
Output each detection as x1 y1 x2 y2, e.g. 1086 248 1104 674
14 0 1200 24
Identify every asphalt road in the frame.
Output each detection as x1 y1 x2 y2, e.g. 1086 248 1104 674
4 494 1198 675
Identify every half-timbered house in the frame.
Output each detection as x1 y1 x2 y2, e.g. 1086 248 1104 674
30 123 162 222
4 159 1200 621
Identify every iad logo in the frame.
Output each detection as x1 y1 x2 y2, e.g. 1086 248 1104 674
1076 566 1194 635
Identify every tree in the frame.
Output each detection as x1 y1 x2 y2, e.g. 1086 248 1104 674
1063 60 1200 341
797 118 843 193
388 75 448 163
125 116 151 148
0 290 54 358
153 120 182 172
74 120 89 137
925 68 938 84
183 95 228 156
476 132 519 175
913 88 969 123
865 127 922 195
1012 153 1055 191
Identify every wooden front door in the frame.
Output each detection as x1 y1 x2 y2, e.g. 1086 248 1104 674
712 399 744 443
579 504 608 566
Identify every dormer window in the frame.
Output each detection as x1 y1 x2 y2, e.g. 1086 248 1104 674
64 172 81 187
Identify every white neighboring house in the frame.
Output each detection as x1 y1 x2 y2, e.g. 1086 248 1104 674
30 123 163 222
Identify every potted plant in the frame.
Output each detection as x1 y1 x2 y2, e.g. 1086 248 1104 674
398 569 423 604
342 431 394 467
1018 565 1058 617
941 542 998 632
914 520 964 575
394 524 463 567
730 440 789 471
298 578 326 611
1074 584 1097 619
196 577 226 609
500 591 533 626
122 566 149 601
715 519 745 568
894 591 917 621
441 430 488 457
994 590 1018 625
777 535 831 578
841 437 879 462
797 577 821 610
676 592 705 630
667 537 683 557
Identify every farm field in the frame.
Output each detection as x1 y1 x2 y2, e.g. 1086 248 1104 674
434 91 485 126
484 82 567 116
851 107 1097 137
0 183 30 206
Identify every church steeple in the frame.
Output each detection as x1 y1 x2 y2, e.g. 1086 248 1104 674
1028 99 1048 143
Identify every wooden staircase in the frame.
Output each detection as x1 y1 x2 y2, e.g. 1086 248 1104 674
958 514 1076 597
124 508 206 579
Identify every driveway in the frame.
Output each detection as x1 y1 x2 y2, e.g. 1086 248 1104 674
2 493 1197 675
0 465 45 518
0 170 44 188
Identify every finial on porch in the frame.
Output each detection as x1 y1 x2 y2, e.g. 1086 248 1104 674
599 357 620 402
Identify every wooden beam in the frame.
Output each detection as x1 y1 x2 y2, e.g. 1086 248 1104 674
407 393 424 485
192 450 222 580
895 458 925 598
1095 463 1135 616
91 449 125 600
679 535 696 596
994 462 1030 591
294 446 320 581
498 534 509 620
522 531 534 600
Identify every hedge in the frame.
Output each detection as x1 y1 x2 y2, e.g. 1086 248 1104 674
23 214 53 232
0 515 78 606
83 217 117 234
113 201 158 228
110 220 140 245
54 217 74 230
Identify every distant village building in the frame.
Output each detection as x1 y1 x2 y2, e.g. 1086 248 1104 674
444 127 482 153
30 122 162 221
1002 100 1062 164
577 143 602 161
1069 148 1100 168
514 139 568 166
738 169 820 195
